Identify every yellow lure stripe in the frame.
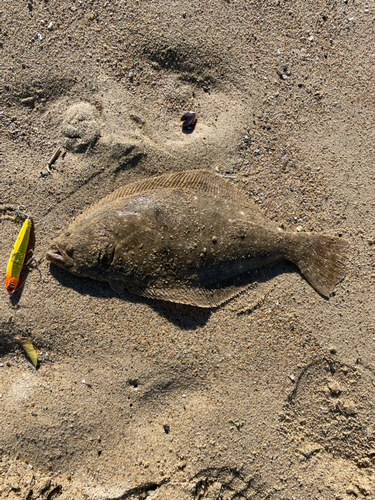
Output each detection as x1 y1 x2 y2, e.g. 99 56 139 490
5 218 32 293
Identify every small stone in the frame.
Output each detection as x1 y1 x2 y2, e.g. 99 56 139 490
181 111 197 128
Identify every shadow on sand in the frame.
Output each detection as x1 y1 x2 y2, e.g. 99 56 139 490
48 260 299 329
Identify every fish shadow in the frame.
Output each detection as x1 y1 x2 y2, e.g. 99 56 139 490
151 301 211 329
48 261 301 328
48 263 211 329
0 326 18 357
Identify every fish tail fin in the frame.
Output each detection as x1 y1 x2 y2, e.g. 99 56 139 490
285 233 348 297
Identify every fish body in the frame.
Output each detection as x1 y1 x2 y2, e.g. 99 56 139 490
6 217 32 293
46 170 348 307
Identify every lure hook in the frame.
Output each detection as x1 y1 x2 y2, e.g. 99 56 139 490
15 205 30 219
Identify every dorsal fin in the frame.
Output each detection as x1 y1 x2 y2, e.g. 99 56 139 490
73 170 267 226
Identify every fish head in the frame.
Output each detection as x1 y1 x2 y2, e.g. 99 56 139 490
46 226 114 278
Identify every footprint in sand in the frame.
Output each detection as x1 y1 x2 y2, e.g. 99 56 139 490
61 102 100 153
280 359 375 466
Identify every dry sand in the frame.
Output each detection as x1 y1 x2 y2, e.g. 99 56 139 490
0 0 374 498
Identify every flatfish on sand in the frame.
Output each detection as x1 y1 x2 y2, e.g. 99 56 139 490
46 170 348 307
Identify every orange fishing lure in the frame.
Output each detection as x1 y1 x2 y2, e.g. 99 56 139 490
5 212 32 293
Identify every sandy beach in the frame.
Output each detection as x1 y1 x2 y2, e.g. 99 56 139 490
1 1 375 498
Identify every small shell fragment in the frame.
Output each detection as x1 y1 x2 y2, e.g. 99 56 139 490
17 337 38 368
181 111 197 129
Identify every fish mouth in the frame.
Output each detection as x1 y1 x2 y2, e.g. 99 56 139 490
46 246 74 268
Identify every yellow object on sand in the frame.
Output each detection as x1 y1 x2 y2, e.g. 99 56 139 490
5 216 32 293
17 338 38 368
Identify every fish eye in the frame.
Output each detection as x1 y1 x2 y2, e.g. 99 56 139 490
65 231 71 237
66 244 74 256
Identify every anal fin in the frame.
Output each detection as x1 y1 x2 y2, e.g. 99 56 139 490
109 280 127 295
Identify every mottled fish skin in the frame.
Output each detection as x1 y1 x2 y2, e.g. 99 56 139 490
46 170 348 307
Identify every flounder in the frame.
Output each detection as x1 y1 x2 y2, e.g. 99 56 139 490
46 170 348 307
